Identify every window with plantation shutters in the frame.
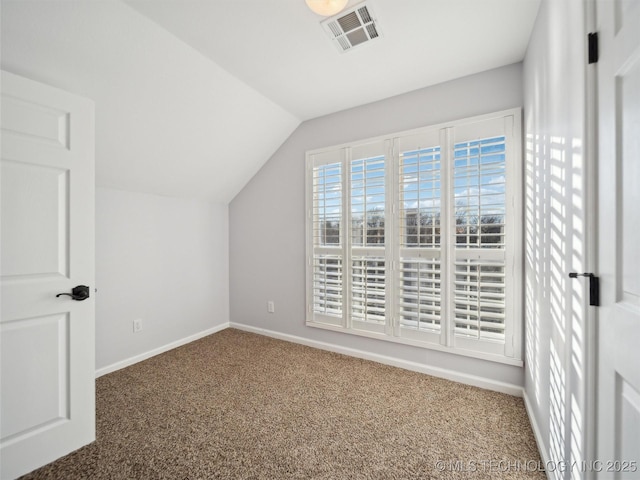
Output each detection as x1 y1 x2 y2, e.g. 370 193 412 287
310 151 344 327
306 109 522 365
395 129 444 345
351 155 385 247
450 118 517 357
453 136 506 249
350 143 388 334
452 135 508 345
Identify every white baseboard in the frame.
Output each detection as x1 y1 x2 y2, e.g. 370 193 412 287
229 322 523 396
96 321 523 396
95 322 230 378
523 391 551 479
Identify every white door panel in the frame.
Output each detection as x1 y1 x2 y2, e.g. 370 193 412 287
1 314 69 440
596 0 640 478
620 60 640 300
1 95 70 149
1 71 95 479
1 161 69 278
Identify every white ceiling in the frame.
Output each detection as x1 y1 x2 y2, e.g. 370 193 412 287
125 0 541 120
1 0 299 203
1 0 540 203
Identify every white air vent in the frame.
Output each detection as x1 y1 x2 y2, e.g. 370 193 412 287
321 2 382 53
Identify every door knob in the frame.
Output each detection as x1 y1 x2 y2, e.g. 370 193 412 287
56 285 90 301
568 273 599 306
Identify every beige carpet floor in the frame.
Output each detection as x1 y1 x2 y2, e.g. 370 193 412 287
22 328 544 479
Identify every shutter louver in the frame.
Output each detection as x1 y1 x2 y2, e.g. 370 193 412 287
311 160 343 325
351 256 386 324
351 155 385 247
399 146 441 248
454 259 506 341
313 255 343 317
398 258 441 332
453 136 506 249
313 162 342 247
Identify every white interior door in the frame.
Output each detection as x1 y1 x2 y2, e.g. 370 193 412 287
596 1 640 478
0 71 95 479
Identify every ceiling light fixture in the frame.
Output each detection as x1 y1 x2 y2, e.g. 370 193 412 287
305 0 348 17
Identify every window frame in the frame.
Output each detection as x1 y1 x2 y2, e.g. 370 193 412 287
305 109 523 366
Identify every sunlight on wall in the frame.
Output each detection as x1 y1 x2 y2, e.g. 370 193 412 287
524 130 586 479
570 394 584 471
548 134 571 480
568 137 585 475
525 131 542 407
550 339 566 480
550 136 567 343
523 2 589 477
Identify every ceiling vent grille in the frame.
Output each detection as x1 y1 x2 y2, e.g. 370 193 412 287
321 2 382 53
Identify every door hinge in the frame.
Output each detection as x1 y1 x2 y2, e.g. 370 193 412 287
569 272 600 306
588 32 599 64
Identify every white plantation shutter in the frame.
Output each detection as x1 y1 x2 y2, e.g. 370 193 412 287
453 135 507 249
351 256 386 330
350 153 386 247
451 116 517 357
349 141 389 334
306 109 522 364
313 255 343 317
308 150 344 327
454 260 506 337
397 257 442 334
395 129 444 344
452 133 507 346
398 143 441 249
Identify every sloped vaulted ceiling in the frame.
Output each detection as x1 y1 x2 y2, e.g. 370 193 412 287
1 0 540 203
124 0 541 120
1 0 300 203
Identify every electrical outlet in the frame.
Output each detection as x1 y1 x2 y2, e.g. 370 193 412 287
133 318 143 333
267 301 275 314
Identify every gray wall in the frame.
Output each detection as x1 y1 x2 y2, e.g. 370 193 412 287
230 63 525 389
96 188 229 371
523 0 589 473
